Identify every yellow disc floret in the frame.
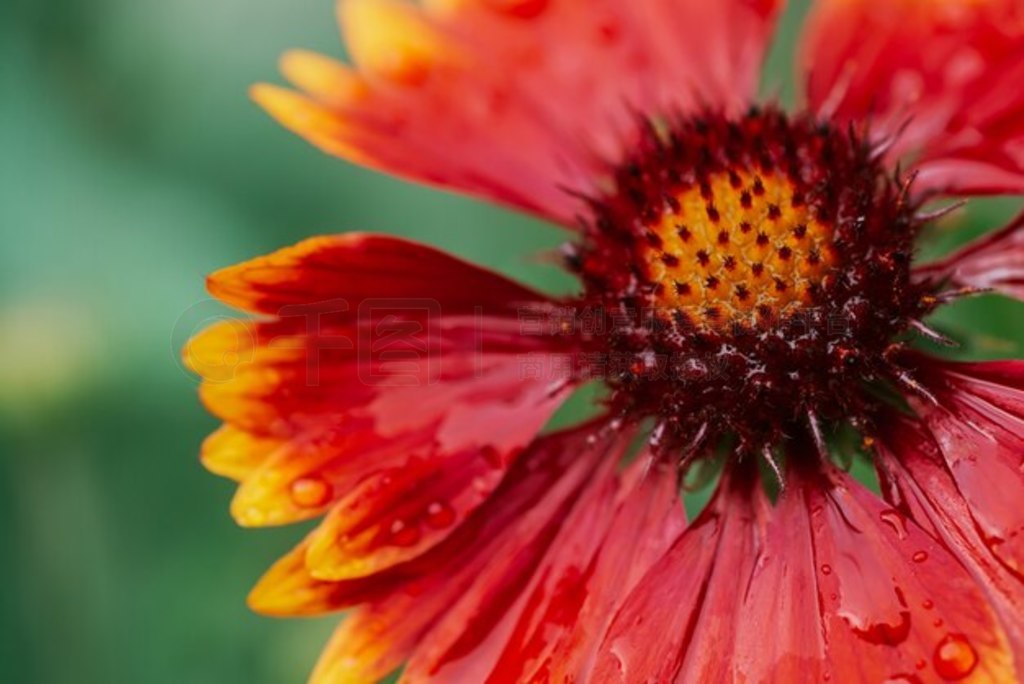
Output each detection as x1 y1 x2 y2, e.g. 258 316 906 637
643 169 836 328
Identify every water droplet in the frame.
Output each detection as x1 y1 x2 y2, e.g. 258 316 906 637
846 588 911 646
912 550 928 564
933 634 978 680
922 599 934 610
851 611 912 646
934 618 944 628
986 535 1019 570
879 509 908 540
821 564 833 575
289 476 332 508
424 501 456 529
915 658 927 671
388 519 421 547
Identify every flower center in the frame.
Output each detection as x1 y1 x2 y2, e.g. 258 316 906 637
642 168 837 329
571 108 929 450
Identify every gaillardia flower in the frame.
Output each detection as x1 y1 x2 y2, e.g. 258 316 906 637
187 0 1024 681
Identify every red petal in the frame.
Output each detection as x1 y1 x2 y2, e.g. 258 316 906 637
876 412 1024 661
303 444 511 580
731 471 828 683
190 317 558 436
205 233 543 316
596 457 1021 682
247 423 605 616
255 0 783 225
481 455 686 683
226 358 568 528
189 237 575 528
591 469 767 683
906 356 1024 576
400 466 620 681
915 210 1024 301
802 465 1017 683
192 235 560 438
398 427 637 682
285 420 623 683
800 0 1024 197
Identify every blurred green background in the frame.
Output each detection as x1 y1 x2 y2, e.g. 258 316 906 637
1 0 1021 682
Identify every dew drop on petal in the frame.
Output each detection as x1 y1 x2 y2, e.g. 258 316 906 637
879 509 908 540
883 675 922 684
933 634 978 680
845 588 911 646
821 564 833 575
289 476 332 508
851 613 912 646
912 550 928 564
424 501 456 529
922 599 934 610
388 519 421 547
985 536 1022 573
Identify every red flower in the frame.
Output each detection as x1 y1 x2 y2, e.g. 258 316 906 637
187 0 1024 681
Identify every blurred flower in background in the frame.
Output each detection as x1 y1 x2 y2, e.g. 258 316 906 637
2 1 1023 684
0 299 102 422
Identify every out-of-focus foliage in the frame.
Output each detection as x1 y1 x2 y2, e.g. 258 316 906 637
0 0 1020 681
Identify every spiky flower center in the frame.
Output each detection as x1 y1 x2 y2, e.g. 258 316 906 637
642 168 837 328
572 108 931 451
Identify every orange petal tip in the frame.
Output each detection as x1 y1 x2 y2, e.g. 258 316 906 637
200 425 280 481
338 0 453 86
249 84 373 164
279 50 368 107
181 319 258 382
